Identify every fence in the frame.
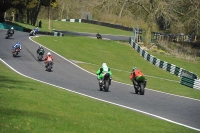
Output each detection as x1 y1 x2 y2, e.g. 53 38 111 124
53 32 64 37
0 23 63 37
129 38 199 89
180 76 200 90
0 23 23 31
57 19 81 23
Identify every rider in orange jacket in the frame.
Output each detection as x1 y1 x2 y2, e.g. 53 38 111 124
130 67 144 86
44 52 54 68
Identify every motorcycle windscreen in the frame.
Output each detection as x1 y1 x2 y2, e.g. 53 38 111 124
136 76 145 82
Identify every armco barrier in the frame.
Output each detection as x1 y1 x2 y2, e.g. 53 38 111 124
194 79 200 90
180 76 200 90
129 38 199 89
0 23 63 37
53 32 64 36
0 23 23 31
58 19 81 23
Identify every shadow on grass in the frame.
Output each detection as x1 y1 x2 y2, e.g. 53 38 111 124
0 107 52 120
0 75 36 91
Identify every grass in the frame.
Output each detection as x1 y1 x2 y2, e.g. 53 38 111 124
32 36 200 100
14 19 132 36
148 51 200 77
1 62 199 133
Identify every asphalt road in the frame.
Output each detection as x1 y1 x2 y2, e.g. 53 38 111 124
54 30 130 41
0 29 200 131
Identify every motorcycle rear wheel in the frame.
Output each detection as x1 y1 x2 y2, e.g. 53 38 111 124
5 35 9 39
38 55 43 61
47 62 52 72
104 81 109 92
13 53 16 57
139 83 145 95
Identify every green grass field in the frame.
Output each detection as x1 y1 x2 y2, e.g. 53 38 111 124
0 59 199 133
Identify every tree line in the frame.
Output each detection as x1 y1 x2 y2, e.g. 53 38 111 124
1 0 199 45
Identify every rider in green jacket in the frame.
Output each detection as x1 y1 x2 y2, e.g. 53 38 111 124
96 63 112 84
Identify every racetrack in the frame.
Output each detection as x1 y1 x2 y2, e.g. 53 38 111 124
54 30 130 40
0 29 200 131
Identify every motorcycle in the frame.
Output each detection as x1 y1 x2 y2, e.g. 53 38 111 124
29 30 35 36
5 32 13 39
96 34 102 39
46 60 53 72
12 47 20 57
37 50 44 61
99 72 111 92
133 76 147 95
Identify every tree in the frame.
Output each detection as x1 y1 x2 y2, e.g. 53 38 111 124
0 0 23 22
181 0 200 36
130 0 180 46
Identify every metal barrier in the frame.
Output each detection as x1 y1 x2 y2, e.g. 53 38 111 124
0 23 64 37
0 23 23 31
54 32 64 37
129 38 199 89
180 76 200 90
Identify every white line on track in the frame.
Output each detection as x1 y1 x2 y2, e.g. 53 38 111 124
1 36 200 131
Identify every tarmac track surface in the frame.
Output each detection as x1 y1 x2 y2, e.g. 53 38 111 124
0 29 200 131
54 30 130 41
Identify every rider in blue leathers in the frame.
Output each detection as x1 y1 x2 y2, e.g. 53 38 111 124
12 42 22 51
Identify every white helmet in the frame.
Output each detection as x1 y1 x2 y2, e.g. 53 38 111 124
11 27 14 29
102 63 107 67
47 52 51 56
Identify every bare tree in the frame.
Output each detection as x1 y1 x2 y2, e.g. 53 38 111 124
119 0 130 19
182 0 200 36
132 0 180 46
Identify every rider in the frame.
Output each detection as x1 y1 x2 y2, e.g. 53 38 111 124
7 27 15 35
96 63 112 84
12 42 21 52
36 45 45 57
44 52 54 68
96 32 101 38
34 27 39 35
31 29 36 35
130 67 144 86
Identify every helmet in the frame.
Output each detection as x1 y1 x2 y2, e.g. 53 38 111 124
11 27 14 30
39 45 43 48
132 67 137 71
47 52 51 56
102 63 107 67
